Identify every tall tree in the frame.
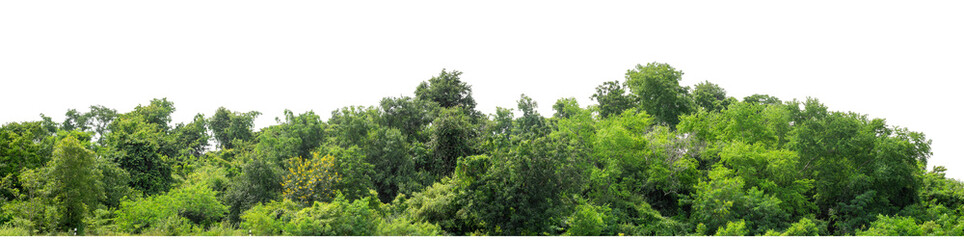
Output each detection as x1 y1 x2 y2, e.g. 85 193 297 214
47 135 103 233
427 107 478 177
625 62 693 127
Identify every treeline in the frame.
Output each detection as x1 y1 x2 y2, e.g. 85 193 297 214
1 63 962 236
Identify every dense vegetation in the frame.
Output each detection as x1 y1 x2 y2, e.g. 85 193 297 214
1 63 961 236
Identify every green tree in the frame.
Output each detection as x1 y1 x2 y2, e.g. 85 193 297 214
0 121 57 200
172 114 209 157
743 94 782 105
513 94 549 138
415 69 477 111
225 158 283 223
47 135 104 233
625 62 692 127
209 107 260 150
132 98 177 133
254 110 326 166
380 96 439 143
592 80 639 118
104 113 174 195
692 80 733 112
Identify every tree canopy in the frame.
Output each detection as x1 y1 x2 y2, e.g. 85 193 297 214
0 62 957 236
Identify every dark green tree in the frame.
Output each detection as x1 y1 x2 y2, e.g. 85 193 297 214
415 69 477 111
209 107 260 150
172 114 210 157
591 80 638 118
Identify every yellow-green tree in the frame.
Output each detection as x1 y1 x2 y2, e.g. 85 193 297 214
283 153 341 205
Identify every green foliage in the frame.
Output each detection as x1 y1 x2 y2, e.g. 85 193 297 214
284 193 381 236
564 201 610 236
115 183 227 234
692 80 733 112
104 112 173 195
715 219 748 236
380 96 439 142
781 218 820 236
209 107 260 150
239 199 301 235
376 216 443 236
367 126 417 203
225 158 283 223
689 165 788 235
171 114 209 157
592 80 638 119
254 110 326 166
0 121 57 200
744 94 782 105
465 137 575 235
0 65 952 236
427 107 478 177
47 135 103 232
856 215 941 236
415 69 477 111
625 62 692 127
405 178 474 234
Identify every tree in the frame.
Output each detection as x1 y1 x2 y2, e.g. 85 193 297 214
0 121 57 200
209 107 260 150
689 165 789 235
592 80 639 119
172 114 210 157
225 158 283 223
743 94 782 105
132 98 177 133
427 107 478 177
625 62 693 127
415 69 477 111
104 114 173 195
692 80 733 112
254 110 326 166
47 135 103 233
380 96 439 143
87 105 118 143
513 94 548 138
282 154 341 205
61 109 91 132
366 126 416 203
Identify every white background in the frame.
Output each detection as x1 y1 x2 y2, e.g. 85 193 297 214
2 1 962 179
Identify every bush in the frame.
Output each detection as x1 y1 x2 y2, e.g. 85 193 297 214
284 193 381 236
564 202 610 236
0 226 31 236
141 216 199 236
715 220 747 236
239 199 300 236
115 183 227 234
377 216 443 236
